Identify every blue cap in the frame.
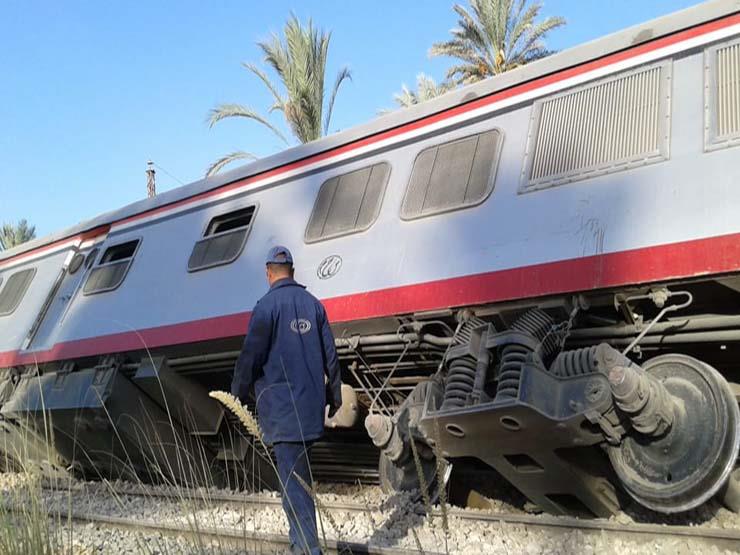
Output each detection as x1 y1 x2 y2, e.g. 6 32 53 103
266 245 293 265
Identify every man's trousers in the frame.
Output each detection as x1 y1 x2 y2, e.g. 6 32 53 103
272 441 320 555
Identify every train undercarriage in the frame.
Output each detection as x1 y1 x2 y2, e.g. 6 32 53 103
1 272 740 518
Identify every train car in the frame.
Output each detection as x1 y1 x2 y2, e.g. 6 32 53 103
1 0 740 518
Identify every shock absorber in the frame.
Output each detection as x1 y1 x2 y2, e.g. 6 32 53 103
494 309 558 402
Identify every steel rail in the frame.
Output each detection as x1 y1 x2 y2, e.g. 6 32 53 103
45 483 740 550
45 482 369 512
55 508 437 555
445 509 740 549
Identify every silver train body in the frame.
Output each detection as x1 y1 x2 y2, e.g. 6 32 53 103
2 0 740 518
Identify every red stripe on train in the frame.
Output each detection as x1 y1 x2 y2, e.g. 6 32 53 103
2 12 739 269
0 225 111 269
2 230 739 368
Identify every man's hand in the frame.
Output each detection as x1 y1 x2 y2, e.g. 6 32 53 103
325 380 343 419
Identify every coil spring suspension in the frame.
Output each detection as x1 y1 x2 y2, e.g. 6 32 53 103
439 316 488 411
495 343 531 399
549 346 599 377
440 356 477 410
494 309 557 401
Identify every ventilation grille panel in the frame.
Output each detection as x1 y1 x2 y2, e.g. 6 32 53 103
524 64 669 190
716 42 740 139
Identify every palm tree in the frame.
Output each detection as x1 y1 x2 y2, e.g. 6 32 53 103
384 74 455 112
206 14 352 176
0 220 36 251
430 0 566 85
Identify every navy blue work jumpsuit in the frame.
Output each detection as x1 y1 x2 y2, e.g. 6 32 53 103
231 277 341 555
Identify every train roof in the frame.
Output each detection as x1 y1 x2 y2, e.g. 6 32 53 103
3 0 739 264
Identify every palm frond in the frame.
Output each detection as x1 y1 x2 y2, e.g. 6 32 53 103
380 73 455 113
510 17 565 67
0 220 36 251
207 103 288 143
207 14 350 166
431 0 565 83
242 62 285 106
205 150 258 177
324 66 352 135
508 2 540 54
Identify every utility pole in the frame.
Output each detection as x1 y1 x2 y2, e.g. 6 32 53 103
146 160 156 198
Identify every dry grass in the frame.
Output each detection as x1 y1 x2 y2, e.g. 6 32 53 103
410 527 426 554
409 438 433 524
0 373 454 555
432 418 449 536
208 391 263 444
0 469 61 555
0 374 273 555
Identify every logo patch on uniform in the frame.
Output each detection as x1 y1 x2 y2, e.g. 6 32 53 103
290 318 312 334
317 255 342 280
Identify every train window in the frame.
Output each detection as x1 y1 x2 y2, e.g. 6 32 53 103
83 239 140 295
520 62 671 191
400 130 502 220
705 39 740 151
305 162 390 243
0 268 36 316
68 253 85 275
188 206 256 271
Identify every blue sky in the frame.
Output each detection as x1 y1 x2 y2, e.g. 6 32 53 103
0 0 700 238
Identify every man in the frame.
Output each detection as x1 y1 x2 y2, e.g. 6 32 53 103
231 245 342 555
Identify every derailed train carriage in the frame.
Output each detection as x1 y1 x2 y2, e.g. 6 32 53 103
2 0 740 518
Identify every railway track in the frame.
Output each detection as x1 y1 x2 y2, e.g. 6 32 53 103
59 508 433 555
41 482 740 551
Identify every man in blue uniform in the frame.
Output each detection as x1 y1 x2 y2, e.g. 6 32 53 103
231 245 342 555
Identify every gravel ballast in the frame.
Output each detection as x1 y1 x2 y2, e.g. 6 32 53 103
1 473 738 554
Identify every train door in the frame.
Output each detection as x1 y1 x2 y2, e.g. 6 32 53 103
21 237 107 353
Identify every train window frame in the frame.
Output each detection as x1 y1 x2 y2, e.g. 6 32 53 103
399 129 504 221
82 239 141 296
304 162 391 243
0 268 36 317
704 37 740 152
187 204 257 272
519 61 672 193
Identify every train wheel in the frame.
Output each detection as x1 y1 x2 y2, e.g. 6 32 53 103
608 354 739 513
